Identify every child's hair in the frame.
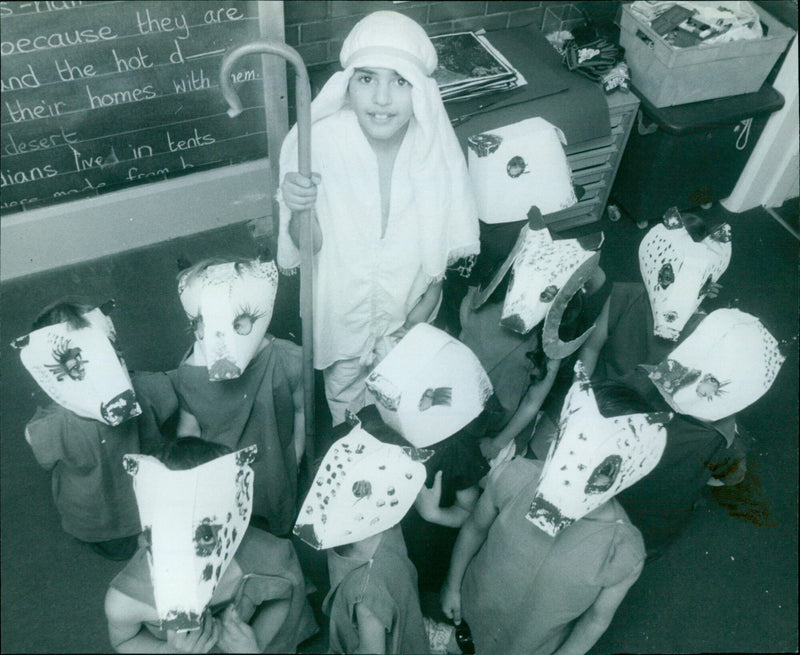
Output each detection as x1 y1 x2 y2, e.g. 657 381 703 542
32 299 96 331
158 437 233 471
592 381 653 418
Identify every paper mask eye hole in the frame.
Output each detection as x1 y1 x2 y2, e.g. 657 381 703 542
539 285 558 302
506 155 528 178
45 341 88 381
657 263 675 289
352 480 372 499
585 455 622 494
233 305 265 336
194 521 220 557
696 374 727 399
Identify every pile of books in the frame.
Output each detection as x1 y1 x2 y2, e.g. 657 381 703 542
431 31 527 102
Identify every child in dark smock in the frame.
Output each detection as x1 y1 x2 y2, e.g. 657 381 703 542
360 323 496 592
169 256 305 537
105 438 317 653
294 423 432 654
12 299 178 561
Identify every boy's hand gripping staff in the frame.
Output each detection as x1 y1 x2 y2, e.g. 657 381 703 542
220 42 316 475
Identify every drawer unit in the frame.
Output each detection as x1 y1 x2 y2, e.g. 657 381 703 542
546 91 640 232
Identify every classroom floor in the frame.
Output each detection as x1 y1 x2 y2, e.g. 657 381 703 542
1 199 797 654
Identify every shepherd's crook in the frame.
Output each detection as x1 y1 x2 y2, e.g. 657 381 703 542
220 41 316 475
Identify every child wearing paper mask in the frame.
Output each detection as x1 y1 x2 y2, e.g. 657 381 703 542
169 256 305 537
278 10 480 426
579 209 730 389
105 437 317 653
12 299 178 561
436 363 656 655
458 210 610 464
293 424 432 654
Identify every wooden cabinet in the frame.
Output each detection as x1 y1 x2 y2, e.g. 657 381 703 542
546 91 640 232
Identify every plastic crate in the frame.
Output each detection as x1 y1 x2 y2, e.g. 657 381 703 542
619 3 794 107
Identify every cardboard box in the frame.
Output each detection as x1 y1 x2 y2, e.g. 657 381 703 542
619 3 794 107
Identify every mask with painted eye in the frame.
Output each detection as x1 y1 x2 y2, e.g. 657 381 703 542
123 445 257 631
178 259 278 381
639 212 731 341
643 308 784 422
11 306 141 426
294 425 427 549
527 361 670 537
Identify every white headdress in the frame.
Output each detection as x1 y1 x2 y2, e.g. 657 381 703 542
12 303 141 425
643 308 784 422
639 209 732 341
527 362 670 536
123 445 256 631
365 323 493 448
294 423 427 549
178 258 278 381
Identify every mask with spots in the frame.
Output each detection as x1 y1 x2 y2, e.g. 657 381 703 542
527 361 670 537
11 304 141 426
471 207 602 358
467 116 577 224
642 308 784 422
365 323 493 448
293 423 427 549
638 210 732 341
122 445 256 631
178 259 278 381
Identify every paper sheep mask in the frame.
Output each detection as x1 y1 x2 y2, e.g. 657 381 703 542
293 424 427 550
471 207 602 359
123 445 256 631
639 209 732 341
467 116 577 223
527 362 670 537
11 303 141 426
365 323 493 448
642 308 784 422
178 258 279 381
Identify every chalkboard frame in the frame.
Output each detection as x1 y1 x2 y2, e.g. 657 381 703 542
1 1 288 281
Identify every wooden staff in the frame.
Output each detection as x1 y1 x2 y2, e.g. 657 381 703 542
220 41 316 477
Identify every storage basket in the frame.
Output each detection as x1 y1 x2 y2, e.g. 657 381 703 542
619 3 794 107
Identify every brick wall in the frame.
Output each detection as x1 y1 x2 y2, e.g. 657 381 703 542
283 1 620 68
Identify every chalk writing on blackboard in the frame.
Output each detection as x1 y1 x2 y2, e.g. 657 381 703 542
1 1 270 216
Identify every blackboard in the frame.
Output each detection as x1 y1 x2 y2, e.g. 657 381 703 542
0 0 273 217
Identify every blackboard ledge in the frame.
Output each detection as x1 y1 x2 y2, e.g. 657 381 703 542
1 159 274 282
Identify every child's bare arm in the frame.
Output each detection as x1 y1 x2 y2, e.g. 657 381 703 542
176 409 201 439
404 279 444 329
480 359 560 461
354 603 386 654
551 559 644 655
577 295 611 378
291 382 306 466
105 587 219 653
415 473 479 528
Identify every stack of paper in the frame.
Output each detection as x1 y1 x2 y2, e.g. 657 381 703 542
431 31 527 102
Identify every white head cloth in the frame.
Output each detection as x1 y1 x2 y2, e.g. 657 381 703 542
178 259 278 381
527 361 670 537
123 445 256 631
293 423 427 549
365 323 493 448
467 116 577 224
12 306 141 425
639 211 732 341
278 10 479 281
643 308 784 422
